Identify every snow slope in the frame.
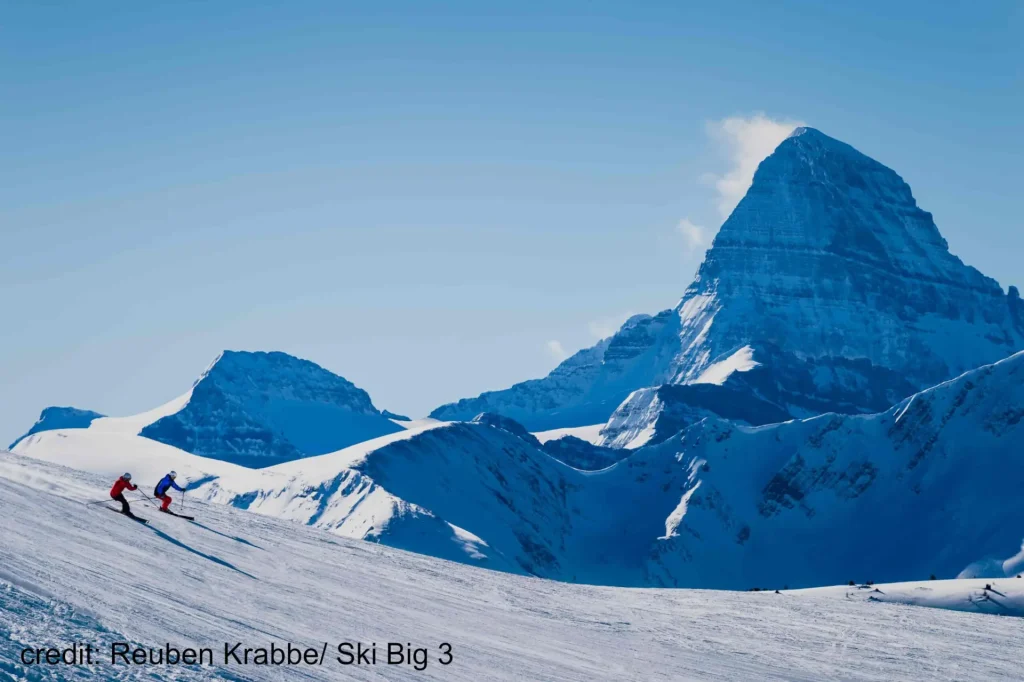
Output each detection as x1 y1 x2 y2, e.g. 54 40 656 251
89 389 195 436
431 128 1024 431
797 578 1024 618
625 350 1024 589
539 436 626 471
8 420 495 568
597 381 792 449
12 350 404 468
15 351 1024 591
392 417 442 431
533 425 604 445
4 451 1024 681
8 407 105 450
9 427 277 505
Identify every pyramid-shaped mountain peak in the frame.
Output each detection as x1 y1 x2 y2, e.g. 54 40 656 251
709 127 972 289
786 125 846 144
780 126 873 159
196 349 363 394
433 130 1024 430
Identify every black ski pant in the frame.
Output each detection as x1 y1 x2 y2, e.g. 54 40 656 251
111 492 131 514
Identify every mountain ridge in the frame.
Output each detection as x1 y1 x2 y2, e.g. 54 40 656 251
432 127 1024 430
8 406 105 450
5 450 1024 680
12 350 404 468
15 350 1024 589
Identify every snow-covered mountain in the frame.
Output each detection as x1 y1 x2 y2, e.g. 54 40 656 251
597 379 792 449
432 128 1024 431
7 406 105 449
13 350 403 468
139 351 404 467
540 435 624 471
15 350 1024 590
284 350 1024 588
10 128 1023 595
615 350 1024 589
6 453 1024 681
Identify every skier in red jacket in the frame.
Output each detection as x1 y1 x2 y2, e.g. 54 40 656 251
109 473 137 515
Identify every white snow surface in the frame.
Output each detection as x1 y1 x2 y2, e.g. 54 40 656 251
11 429 273 495
391 417 443 430
431 129 1024 431
12 350 406 468
13 350 1024 591
266 419 450 477
596 389 662 449
4 451 1024 681
797 578 1024 618
691 345 759 385
532 424 605 445
88 389 195 435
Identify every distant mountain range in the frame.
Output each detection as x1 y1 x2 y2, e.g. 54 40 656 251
10 127 1024 590
11 351 404 467
431 128 1024 433
14 350 1024 588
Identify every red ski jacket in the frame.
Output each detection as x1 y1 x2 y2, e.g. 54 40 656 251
110 477 137 497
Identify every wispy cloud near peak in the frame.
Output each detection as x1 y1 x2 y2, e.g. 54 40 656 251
704 113 805 218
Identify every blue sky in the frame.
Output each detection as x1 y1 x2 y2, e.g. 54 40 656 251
1 1 1021 444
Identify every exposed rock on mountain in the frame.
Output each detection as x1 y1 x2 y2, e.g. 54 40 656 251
432 128 1024 431
16 352 1024 589
540 436 624 471
472 412 542 448
598 380 792 449
205 350 1024 587
139 351 403 467
12 351 403 468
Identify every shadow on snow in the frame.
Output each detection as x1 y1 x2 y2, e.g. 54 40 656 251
145 525 257 580
189 520 265 551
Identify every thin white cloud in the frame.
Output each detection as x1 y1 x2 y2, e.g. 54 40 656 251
705 113 805 218
588 312 635 340
545 340 568 361
676 218 708 252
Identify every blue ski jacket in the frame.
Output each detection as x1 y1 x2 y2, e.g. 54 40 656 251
154 474 185 497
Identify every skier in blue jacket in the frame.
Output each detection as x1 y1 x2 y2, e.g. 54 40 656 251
154 471 186 513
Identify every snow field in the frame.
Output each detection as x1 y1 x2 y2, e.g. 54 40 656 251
3 451 1024 681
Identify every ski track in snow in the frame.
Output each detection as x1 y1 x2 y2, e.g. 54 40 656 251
3 452 1024 681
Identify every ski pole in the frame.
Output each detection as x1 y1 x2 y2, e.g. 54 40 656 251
135 489 159 509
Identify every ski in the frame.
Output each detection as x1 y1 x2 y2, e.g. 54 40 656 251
158 509 195 521
106 507 148 524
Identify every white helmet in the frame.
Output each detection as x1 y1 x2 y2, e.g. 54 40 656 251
168 471 177 478
123 473 132 481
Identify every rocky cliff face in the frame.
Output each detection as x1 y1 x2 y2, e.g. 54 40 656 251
598 380 792 449
666 127 1021 394
634 349 1024 589
432 128 1024 430
139 351 402 467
